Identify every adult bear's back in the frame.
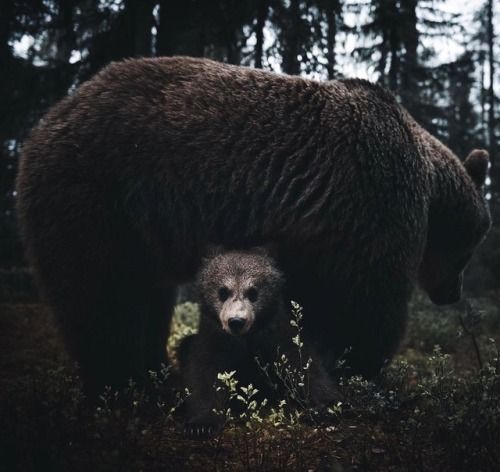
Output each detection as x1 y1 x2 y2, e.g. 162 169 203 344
18 58 429 286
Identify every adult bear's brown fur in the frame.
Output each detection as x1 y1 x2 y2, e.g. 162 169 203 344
16 57 491 394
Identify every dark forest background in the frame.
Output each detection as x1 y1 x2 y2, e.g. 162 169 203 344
1 0 499 292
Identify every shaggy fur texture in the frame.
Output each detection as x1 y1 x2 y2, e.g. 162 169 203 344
16 57 491 394
178 248 338 437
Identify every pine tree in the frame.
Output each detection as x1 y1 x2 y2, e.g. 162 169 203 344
351 0 464 132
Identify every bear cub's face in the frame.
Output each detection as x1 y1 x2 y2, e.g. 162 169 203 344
197 249 284 336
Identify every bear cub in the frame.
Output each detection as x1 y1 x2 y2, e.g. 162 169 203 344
178 248 338 438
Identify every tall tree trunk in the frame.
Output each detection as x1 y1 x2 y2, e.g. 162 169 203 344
157 0 183 56
387 0 400 92
220 3 241 65
157 0 204 57
378 28 388 86
226 34 240 65
480 53 487 142
130 0 154 57
0 1 13 63
51 0 77 103
54 0 76 64
281 0 301 75
255 0 268 68
400 0 419 117
487 0 498 189
325 1 339 79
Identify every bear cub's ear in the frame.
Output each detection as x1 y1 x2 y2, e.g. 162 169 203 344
249 243 279 259
204 244 224 259
464 149 489 187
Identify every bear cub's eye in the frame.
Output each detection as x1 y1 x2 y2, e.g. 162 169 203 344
218 287 230 302
246 287 258 302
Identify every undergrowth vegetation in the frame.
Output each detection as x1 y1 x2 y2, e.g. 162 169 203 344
1 293 499 471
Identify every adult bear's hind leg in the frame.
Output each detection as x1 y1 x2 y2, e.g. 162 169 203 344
21 185 175 398
57 283 174 399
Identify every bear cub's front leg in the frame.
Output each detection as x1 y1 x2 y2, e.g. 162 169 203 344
178 329 247 438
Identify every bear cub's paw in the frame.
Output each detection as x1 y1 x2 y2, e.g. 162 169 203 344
183 412 224 440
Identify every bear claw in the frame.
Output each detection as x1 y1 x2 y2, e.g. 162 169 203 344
183 423 218 439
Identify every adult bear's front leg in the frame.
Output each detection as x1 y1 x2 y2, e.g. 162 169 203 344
329 288 411 380
288 275 411 382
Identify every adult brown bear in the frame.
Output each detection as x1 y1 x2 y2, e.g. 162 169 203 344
16 57 491 395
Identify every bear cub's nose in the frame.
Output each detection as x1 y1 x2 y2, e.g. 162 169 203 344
228 317 246 334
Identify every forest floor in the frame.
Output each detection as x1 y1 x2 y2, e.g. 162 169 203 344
1 292 499 471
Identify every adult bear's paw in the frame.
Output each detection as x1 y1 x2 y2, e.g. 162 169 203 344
182 412 224 440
